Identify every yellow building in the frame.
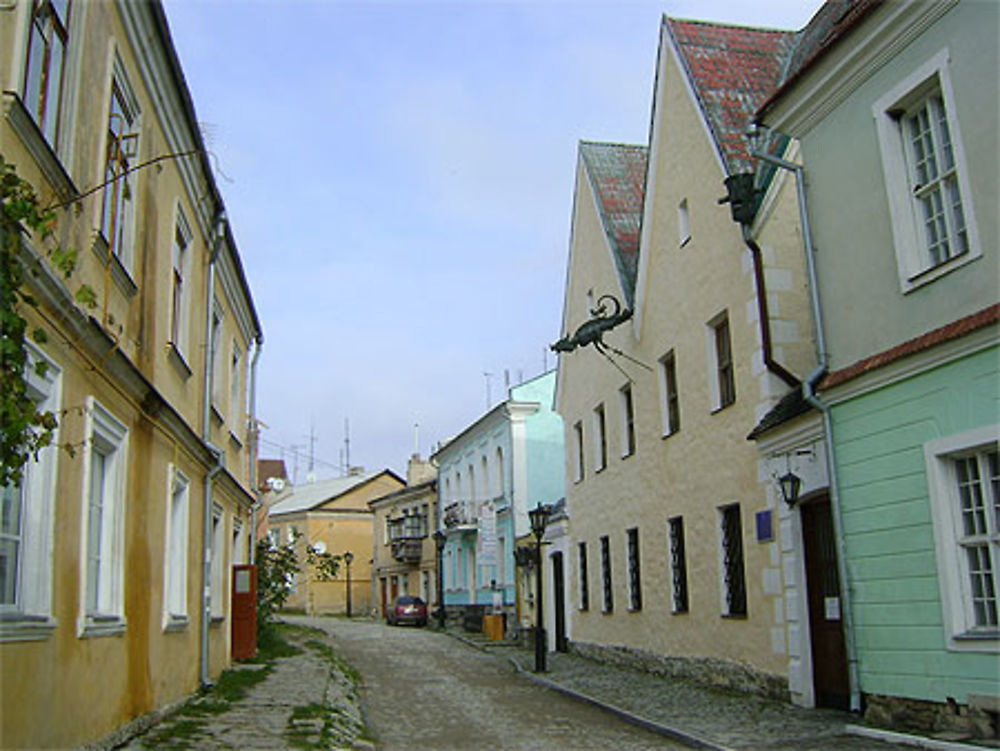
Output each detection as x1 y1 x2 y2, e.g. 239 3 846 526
1 2 262 747
267 470 404 616
554 16 814 699
369 473 438 618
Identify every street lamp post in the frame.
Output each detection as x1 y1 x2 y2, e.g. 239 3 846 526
529 504 552 673
343 551 354 618
433 530 446 629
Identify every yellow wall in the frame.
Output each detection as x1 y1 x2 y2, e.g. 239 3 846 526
1 3 258 747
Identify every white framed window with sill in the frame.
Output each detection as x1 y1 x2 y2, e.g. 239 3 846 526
80 397 128 637
707 312 735 411
925 425 999 652
619 383 636 458
659 350 680 437
21 0 72 147
169 205 192 359
99 54 141 274
229 340 242 432
873 48 981 293
0 344 60 642
592 403 607 472
210 505 225 619
163 465 189 629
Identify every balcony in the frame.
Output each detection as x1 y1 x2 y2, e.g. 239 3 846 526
391 539 423 563
443 499 477 529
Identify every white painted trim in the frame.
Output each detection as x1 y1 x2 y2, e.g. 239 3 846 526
162 464 190 630
822 324 998 407
871 47 983 294
924 425 1000 652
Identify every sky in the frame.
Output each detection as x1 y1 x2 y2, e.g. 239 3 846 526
162 0 821 482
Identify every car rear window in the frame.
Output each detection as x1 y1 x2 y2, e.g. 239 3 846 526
397 595 424 605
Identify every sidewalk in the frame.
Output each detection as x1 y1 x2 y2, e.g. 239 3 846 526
447 628 995 751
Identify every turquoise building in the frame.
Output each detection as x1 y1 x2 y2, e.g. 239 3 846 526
432 371 564 627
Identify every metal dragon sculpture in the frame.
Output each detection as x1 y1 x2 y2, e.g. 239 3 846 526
550 294 649 380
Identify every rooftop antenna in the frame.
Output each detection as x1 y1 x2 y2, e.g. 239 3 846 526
504 369 510 392
483 371 493 410
343 417 351 474
305 422 317 474
413 423 420 456
543 347 548 373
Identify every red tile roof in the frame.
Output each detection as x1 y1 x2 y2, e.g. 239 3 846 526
667 18 797 173
579 141 648 306
820 304 1000 390
757 0 884 123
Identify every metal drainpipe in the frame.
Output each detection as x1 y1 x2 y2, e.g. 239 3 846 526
248 334 263 564
200 212 226 689
752 148 861 713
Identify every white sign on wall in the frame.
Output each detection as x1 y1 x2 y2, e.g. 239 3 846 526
478 502 497 566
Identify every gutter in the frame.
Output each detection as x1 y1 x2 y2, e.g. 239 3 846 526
248 334 263 564
200 212 226 689
751 146 861 713
741 225 799 389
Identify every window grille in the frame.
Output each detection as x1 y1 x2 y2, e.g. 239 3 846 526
627 527 641 611
578 541 589 611
721 504 747 616
669 516 688 613
600 535 613 613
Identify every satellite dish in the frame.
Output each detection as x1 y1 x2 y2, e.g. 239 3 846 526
313 541 327 554
270 477 286 492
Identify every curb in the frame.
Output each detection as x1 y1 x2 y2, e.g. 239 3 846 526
845 725 995 751
506 655 734 751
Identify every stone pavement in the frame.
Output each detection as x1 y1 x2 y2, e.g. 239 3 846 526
447 627 995 751
118 625 369 750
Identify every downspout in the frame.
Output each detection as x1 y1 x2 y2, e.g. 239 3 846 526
741 225 799 389
200 212 226 688
751 147 861 713
248 334 263 564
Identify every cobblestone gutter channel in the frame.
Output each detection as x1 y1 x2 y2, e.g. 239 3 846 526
117 625 372 751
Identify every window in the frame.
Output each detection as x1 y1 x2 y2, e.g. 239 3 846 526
593 404 607 472
668 516 689 614
678 198 691 246
709 312 735 410
719 504 747 617
495 448 504 497
164 466 189 627
620 384 636 458
230 341 242 431
873 50 981 291
0 344 60 640
926 426 1000 649
169 207 192 356
626 527 642 611
210 505 225 619
659 350 680 436
210 306 223 409
573 421 584 482
81 398 128 635
99 57 140 270
22 0 71 144
497 535 506 585
232 519 245 565
577 542 589 611
600 535 613 613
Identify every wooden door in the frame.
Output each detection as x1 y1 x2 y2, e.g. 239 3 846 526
552 551 568 652
801 497 849 709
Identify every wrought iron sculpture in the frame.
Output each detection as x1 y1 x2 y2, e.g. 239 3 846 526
550 294 650 380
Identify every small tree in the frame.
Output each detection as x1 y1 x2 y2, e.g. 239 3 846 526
254 533 341 633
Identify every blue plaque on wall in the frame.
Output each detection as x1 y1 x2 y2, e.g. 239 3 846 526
755 510 773 543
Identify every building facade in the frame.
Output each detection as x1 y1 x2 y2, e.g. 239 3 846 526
555 16 818 699
1 2 262 747
754 0 999 735
266 470 404 616
433 370 564 634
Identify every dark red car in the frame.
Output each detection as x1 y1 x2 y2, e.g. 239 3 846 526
386 594 428 626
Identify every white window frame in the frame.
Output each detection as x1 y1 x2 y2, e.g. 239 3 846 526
659 349 680 437
572 421 584 482
229 339 242 433
706 311 735 412
169 204 192 357
872 48 981 293
163 465 189 629
592 403 607 472
21 0 72 146
717 502 747 618
619 383 636 458
210 504 225 620
79 397 128 637
98 53 141 273
925 425 1000 652
209 304 224 412
626 527 642 612
678 198 691 247
0 343 60 642
232 518 245 566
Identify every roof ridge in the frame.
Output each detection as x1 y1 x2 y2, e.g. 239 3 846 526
666 15 797 34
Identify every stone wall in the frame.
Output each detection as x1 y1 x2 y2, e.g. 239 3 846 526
864 694 999 741
569 641 788 701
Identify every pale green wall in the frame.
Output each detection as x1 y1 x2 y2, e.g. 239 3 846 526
513 370 565 507
833 346 1000 701
800 0 999 370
